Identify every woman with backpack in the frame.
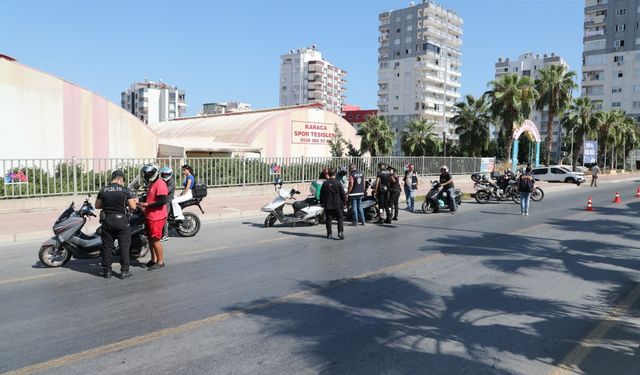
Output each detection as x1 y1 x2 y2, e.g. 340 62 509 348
518 166 535 216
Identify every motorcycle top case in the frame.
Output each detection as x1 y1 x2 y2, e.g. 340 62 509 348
193 183 208 198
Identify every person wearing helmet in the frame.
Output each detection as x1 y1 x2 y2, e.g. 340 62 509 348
159 167 175 242
138 164 168 270
436 165 456 213
171 165 195 221
127 164 150 194
336 166 349 194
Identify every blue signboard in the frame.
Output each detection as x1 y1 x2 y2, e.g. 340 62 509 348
583 140 598 164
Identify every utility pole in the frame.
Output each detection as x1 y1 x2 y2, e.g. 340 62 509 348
443 131 447 157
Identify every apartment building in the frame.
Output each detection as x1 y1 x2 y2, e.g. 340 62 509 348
377 0 463 154
495 52 569 159
583 0 640 121
201 101 252 115
121 80 186 124
279 45 347 115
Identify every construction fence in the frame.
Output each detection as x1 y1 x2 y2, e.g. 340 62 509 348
0 156 494 199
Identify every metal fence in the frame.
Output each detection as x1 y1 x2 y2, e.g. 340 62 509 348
0 156 490 199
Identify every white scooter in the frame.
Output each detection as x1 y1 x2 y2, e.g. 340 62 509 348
262 177 324 227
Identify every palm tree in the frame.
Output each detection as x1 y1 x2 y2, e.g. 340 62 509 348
486 74 539 164
400 118 440 156
594 110 624 171
535 65 577 166
452 94 492 157
618 116 638 171
357 115 395 156
561 97 597 171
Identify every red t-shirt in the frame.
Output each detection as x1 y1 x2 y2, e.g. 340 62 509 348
145 179 168 220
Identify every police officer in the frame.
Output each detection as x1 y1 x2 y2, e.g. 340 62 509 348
95 170 137 279
374 163 395 224
160 167 175 242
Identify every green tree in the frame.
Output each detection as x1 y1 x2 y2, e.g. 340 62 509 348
327 124 347 157
486 74 539 164
561 97 597 171
452 94 491 157
357 115 395 156
535 64 577 165
346 140 363 157
400 118 440 156
618 115 638 170
594 110 624 170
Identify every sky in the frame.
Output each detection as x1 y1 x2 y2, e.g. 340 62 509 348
0 0 584 116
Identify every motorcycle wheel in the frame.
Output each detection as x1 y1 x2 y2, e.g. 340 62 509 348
130 235 150 259
366 207 378 221
421 200 434 214
531 187 544 202
39 244 71 267
512 192 521 204
264 213 277 228
475 190 490 204
175 212 201 237
306 216 319 226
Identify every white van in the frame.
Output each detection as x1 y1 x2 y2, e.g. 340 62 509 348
530 166 586 185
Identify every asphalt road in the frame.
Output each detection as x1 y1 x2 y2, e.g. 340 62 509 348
1 180 640 375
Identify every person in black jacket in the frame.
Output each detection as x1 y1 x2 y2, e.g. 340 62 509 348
95 170 137 279
320 168 347 240
389 167 402 221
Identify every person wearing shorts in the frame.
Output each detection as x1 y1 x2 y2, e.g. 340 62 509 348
138 164 168 270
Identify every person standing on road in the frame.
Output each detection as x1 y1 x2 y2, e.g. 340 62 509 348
389 167 401 221
171 165 195 221
95 170 137 279
403 164 418 212
591 163 601 187
160 167 175 242
518 166 535 216
320 168 347 240
436 165 456 213
347 164 366 226
375 163 394 224
138 164 168 270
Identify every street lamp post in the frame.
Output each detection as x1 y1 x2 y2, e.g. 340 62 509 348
443 131 447 157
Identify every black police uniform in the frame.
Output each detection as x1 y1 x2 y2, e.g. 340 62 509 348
377 169 393 222
97 183 134 273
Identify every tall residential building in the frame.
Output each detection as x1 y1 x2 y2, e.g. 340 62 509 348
279 45 347 115
377 0 463 154
583 0 640 122
494 52 569 159
121 80 186 124
201 101 252 115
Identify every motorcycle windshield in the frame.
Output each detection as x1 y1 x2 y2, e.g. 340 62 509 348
55 207 75 225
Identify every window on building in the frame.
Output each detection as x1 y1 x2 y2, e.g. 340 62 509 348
612 102 622 107
612 87 622 93
616 70 624 78
633 101 640 108
617 8 627 16
614 55 624 62
616 24 626 32
405 36 412 43
613 39 625 48
634 85 640 92
407 25 413 31
584 39 606 51
585 54 605 65
394 39 400 45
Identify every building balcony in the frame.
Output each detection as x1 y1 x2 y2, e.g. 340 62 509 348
584 14 606 25
584 29 605 38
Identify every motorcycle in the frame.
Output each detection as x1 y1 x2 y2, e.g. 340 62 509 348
473 173 519 204
507 181 545 203
262 179 324 227
139 183 206 237
38 195 149 267
422 181 462 213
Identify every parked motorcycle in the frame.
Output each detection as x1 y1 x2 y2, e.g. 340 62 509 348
473 173 519 204
38 195 149 267
508 183 545 203
422 181 462 213
262 178 324 227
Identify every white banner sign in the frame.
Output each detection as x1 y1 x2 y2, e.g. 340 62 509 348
291 121 337 145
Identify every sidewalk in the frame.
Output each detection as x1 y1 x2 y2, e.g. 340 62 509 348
1 173 637 244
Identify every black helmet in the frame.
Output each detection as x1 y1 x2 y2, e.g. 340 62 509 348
141 164 159 184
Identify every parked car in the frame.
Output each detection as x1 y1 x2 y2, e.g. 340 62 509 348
530 166 585 185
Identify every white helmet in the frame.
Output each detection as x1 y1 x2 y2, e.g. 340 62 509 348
440 165 449 172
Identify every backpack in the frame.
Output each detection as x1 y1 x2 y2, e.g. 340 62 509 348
518 175 534 193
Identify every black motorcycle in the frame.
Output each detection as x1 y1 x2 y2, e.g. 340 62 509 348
38 195 149 267
473 172 519 204
145 183 207 237
344 179 380 222
422 181 462 213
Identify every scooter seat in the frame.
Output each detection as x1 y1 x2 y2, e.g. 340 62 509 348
292 200 310 211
